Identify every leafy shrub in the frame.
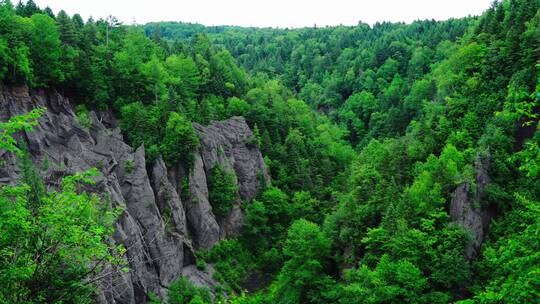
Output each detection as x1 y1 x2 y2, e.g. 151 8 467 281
180 177 191 202
0 166 121 302
125 159 134 173
227 96 250 117
199 239 255 292
168 277 212 304
161 112 200 166
120 103 162 162
196 259 207 271
75 105 92 129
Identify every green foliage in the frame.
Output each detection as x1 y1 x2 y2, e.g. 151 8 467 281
196 259 207 271
148 292 162 304
227 97 250 117
271 219 334 304
199 239 254 292
0 113 121 302
512 127 540 178
28 13 63 87
120 102 162 161
462 195 540 304
125 159 135 173
165 54 202 100
246 187 290 243
339 255 430 304
75 105 92 129
180 176 191 202
161 112 200 166
168 277 212 304
207 165 238 216
120 104 199 165
0 108 44 155
0 2 32 83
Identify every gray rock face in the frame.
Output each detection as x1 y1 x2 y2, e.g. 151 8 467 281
191 118 270 241
449 154 493 259
0 85 269 303
195 117 270 201
185 153 221 249
180 117 270 248
182 264 219 289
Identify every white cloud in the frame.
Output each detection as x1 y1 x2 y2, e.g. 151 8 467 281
33 0 494 28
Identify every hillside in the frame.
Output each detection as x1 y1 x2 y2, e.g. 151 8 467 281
0 0 539 303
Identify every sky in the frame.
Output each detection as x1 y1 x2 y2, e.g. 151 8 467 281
32 0 495 28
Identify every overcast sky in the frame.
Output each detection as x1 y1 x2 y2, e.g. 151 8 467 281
32 0 494 28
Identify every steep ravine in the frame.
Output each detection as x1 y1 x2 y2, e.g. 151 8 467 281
0 84 269 303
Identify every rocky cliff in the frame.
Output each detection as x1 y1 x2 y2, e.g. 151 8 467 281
449 153 494 259
0 84 269 303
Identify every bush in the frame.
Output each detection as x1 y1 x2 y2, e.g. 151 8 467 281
207 165 238 216
227 97 250 117
180 177 191 201
75 105 92 129
196 259 207 271
168 277 212 304
200 239 255 292
120 103 162 162
161 112 200 166
125 159 134 173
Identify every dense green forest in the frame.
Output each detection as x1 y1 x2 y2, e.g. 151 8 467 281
1 0 540 303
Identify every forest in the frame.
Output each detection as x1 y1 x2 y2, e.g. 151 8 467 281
0 0 539 303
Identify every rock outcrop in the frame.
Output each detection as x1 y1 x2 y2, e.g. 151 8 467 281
192 118 270 242
449 153 493 259
0 84 269 303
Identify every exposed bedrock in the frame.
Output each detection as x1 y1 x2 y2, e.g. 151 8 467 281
0 84 269 303
449 153 493 260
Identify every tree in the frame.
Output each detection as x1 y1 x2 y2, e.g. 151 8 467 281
271 219 334 304
465 194 540 304
282 129 312 191
43 6 54 18
0 108 43 154
207 165 239 216
15 0 40 17
112 29 155 103
0 1 32 83
120 103 162 161
141 54 169 104
339 255 429 304
56 10 77 45
168 277 212 304
209 50 248 97
0 112 121 303
161 112 200 166
28 13 63 87
257 187 291 240
227 97 250 117
56 10 80 83
165 54 202 100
